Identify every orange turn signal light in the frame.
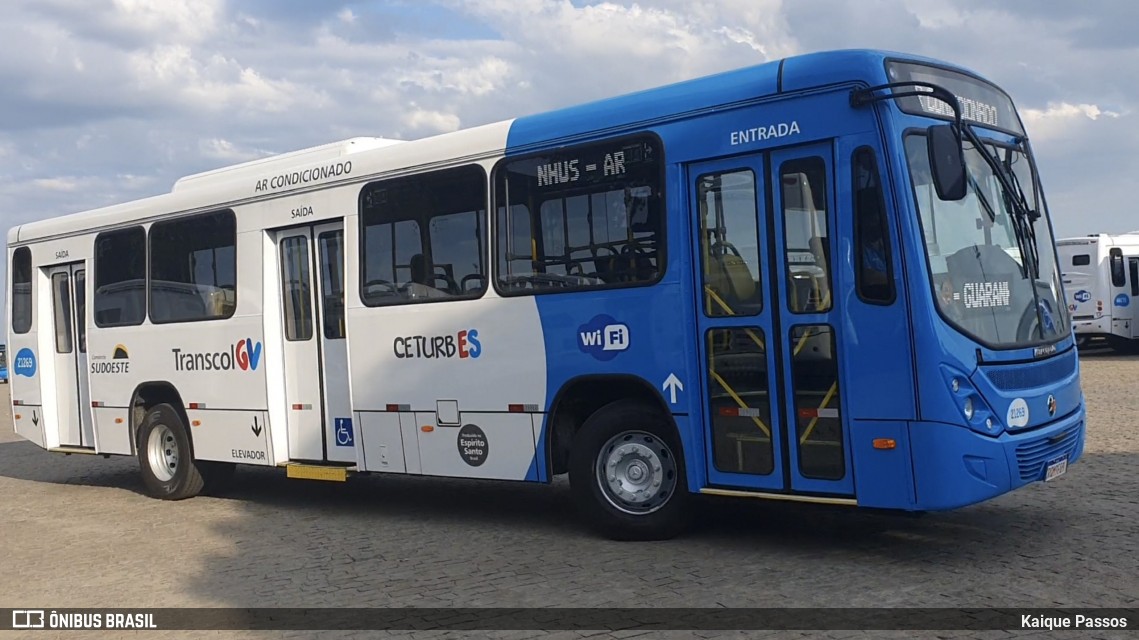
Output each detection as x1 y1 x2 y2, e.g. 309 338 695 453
421 425 434 432
872 438 896 450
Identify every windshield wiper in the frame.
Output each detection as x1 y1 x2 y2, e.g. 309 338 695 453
1000 147 1041 280
958 123 1040 280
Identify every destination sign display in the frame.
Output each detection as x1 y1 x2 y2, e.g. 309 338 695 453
521 139 659 191
887 61 1025 135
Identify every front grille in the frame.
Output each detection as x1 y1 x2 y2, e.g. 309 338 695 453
1015 424 1082 481
983 350 1077 391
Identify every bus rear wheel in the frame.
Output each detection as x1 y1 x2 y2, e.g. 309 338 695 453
137 403 205 500
569 400 691 540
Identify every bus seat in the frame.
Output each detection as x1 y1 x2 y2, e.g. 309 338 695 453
720 253 756 300
410 253 431 285
704 248 756 306
809 236 830 270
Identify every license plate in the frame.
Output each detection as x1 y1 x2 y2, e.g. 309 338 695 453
1044 456 1068 482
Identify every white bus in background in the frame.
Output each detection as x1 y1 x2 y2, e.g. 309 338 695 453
1058 233 1139 351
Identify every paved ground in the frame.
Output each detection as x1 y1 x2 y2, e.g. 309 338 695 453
0 348 1136 640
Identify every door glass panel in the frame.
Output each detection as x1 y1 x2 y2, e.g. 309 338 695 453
1129 258 1139 297
318 230 346 340
788 324 844 480
53 272 73 354
781 158 832 313
852 147 895 304
697 170 763 317
280 236 313 342
707 327 773 474
75 270 87 354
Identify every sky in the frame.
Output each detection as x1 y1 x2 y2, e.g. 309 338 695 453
1 0 1135 326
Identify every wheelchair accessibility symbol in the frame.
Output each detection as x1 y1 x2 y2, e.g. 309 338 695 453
334 417 354 447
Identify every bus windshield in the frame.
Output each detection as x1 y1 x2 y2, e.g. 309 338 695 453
905 133 1068 349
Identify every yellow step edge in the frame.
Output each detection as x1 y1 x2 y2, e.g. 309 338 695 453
49 447 98 455
700 488 857 506
286 464 349 482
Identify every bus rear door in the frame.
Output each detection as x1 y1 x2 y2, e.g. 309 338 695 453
689 142 855 497
46 262 94 448
275 221 353 464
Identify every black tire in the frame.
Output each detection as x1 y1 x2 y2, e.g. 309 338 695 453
136 403 204 500
569 399 692 541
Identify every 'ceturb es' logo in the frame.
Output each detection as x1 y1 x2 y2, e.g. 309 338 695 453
393 329 481 359
173 339 263 372
578 314 630 361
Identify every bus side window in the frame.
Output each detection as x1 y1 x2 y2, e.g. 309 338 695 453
494 136 664 294
11 247 32 334
149 210 237 324
1129 257 1139 297
852 147 895 305
359 165 488 306
94 226 146 327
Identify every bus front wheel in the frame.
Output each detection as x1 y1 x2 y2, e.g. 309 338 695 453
136 403 205 500
569 400 692 541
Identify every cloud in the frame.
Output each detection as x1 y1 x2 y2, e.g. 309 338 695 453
1021 102 1123 141
401 107 462 135
25 0 223 47
199 138 272 162
31 177 84 192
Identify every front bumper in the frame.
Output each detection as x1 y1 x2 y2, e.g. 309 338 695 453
907 406 1085 511
1072 317 1110 336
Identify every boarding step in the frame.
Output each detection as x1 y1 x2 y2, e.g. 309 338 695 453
284 462 356 482
49 446 98 456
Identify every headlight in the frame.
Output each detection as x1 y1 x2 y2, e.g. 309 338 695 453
940 364 1001 436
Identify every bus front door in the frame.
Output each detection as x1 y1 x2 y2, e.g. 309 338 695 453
690 143 854 497
276 222 353 464
46 262 94 448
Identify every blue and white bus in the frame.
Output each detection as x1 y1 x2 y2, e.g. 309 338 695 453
6 49 1083 539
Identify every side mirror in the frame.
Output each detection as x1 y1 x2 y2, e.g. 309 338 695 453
927 124 967 201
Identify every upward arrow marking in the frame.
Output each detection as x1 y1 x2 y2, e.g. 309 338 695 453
662 373 684 404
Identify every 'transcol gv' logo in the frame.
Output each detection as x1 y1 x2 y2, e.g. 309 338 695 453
578 314 629 361
173 339 262 372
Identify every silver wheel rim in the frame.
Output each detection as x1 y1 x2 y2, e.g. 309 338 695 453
147 424 179 482
595 430 677 515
